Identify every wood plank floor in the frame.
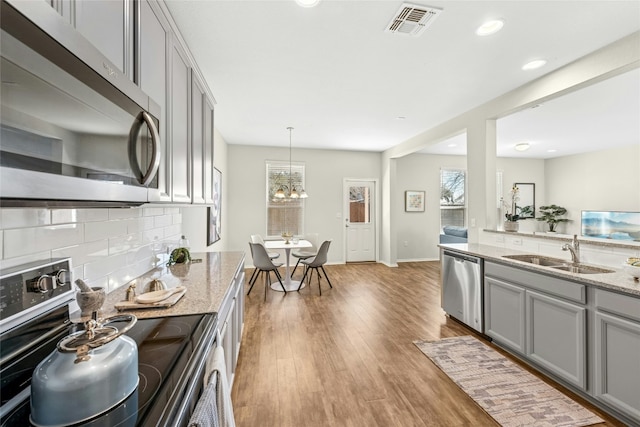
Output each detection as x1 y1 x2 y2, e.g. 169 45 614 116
231 261 624 427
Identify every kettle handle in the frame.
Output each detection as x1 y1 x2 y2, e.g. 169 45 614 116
58 314 137 353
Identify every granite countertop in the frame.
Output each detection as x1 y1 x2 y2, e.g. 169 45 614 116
439 243 640 297
100 251 245 320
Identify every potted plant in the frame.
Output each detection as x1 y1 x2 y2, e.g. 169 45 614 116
501 185 520 232
537 204 570 232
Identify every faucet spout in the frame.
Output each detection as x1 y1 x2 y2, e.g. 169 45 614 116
562 234 580 263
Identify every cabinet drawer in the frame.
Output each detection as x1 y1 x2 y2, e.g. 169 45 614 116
486 262 586 304
595 289 640 323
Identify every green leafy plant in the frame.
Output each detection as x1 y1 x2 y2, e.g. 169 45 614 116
537 205 570 232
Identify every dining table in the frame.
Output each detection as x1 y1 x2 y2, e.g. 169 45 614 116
264 239 312 291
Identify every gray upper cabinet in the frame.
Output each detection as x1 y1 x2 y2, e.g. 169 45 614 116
204 98 215 204
191 73 206 204
169 37 192 203
138 0 170 202
73 0 134 78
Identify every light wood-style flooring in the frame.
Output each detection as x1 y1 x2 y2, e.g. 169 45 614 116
231 261 623 427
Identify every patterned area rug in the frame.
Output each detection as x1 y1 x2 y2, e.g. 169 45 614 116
414 336 604 427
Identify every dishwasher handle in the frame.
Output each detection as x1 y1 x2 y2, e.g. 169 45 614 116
443 250 480 264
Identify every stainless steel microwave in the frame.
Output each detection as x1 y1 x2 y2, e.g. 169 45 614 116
0 1 161 207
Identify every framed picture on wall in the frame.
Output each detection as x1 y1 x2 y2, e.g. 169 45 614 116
405 190 425 212
207 168 222 245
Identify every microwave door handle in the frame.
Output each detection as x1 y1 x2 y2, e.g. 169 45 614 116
128 111 161 187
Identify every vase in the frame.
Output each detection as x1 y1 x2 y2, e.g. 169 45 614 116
504 221 519 232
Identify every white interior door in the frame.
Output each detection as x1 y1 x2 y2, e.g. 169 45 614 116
344 180 375 262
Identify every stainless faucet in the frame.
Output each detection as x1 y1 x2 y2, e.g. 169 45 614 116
562 234 580 263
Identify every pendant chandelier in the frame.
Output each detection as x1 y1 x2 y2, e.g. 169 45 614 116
274 127 308 199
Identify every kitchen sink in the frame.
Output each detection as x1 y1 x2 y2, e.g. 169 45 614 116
502 254 614 274
502 254 566 266
551 264 614 274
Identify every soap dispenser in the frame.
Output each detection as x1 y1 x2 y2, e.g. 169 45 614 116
178 235 190 249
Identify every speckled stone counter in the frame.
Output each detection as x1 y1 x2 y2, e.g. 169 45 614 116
101 251 245 319
440 243 640 297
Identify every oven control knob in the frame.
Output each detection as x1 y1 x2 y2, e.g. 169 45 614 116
30 275 55 293
55 269 70 287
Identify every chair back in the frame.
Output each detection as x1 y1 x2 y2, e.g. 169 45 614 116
309 240 331 267
250 234 265 245
304 233 319 251
249 242 277 271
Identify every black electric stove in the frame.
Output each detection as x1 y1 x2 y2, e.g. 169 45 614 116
0 259 217 427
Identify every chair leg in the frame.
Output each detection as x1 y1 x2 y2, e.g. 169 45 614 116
249 267 259 284
298 266 310 291
291 258 302 278
320 266 333 288
247 268 260 295
273 269 287 294
315 268 322 296
264 271 270 301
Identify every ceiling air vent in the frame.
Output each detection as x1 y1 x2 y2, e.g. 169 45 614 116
385 3 442 37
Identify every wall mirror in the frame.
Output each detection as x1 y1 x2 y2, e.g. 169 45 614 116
515 183 535 219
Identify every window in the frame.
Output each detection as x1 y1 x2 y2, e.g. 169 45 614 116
440 168 466 228
266 161 305 237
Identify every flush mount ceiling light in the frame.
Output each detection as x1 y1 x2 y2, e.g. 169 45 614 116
515 142 530 151
476 19 504 36
295 0 320 7
522 59 547 70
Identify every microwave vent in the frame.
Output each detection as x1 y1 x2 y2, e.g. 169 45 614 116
385 3 442 36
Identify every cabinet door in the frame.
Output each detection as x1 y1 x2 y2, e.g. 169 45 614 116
221 301 235 386
169 37 192 203
484 276 526 354
203 98 215 204
191 73 205 204
594 311 640 423
526 290 587 390
138 0 170 201
45 0 74 24
74 0 133 78
233 272 245 367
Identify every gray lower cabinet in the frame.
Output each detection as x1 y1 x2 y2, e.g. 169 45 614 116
526 290 587 389
484 276 526 354
593 290 640 424
217 260 245 388
484 261 587 391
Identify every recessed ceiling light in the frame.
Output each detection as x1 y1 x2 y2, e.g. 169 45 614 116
396 116 406 120
476 19 504 36
522 59 547 70
448 143 457 148
515 142 530 151
547 149 557 153
295 0 320 7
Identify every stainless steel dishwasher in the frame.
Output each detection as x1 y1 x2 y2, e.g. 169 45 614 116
441 250 483 333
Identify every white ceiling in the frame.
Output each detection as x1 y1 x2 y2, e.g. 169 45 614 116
164 0 640 156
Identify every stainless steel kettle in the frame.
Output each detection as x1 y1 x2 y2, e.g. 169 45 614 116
30 314 139 426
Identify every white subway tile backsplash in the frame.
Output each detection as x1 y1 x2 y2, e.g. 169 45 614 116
109 232 143 256
143 207 165 217
84 219 128 242
4 224 83 258
52 240 109 266
109 208 142 220
153 214 173 228
1 205 182 296
1 209 51 229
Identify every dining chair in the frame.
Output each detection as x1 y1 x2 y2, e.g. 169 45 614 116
291 233 319 278
248 242 286 300
250 234 280 260
297 240 332 295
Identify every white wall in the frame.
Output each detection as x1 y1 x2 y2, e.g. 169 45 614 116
544 144 640 236
497 157 546 233
182 127 230 252
227 145 380 265
395 153 466 261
